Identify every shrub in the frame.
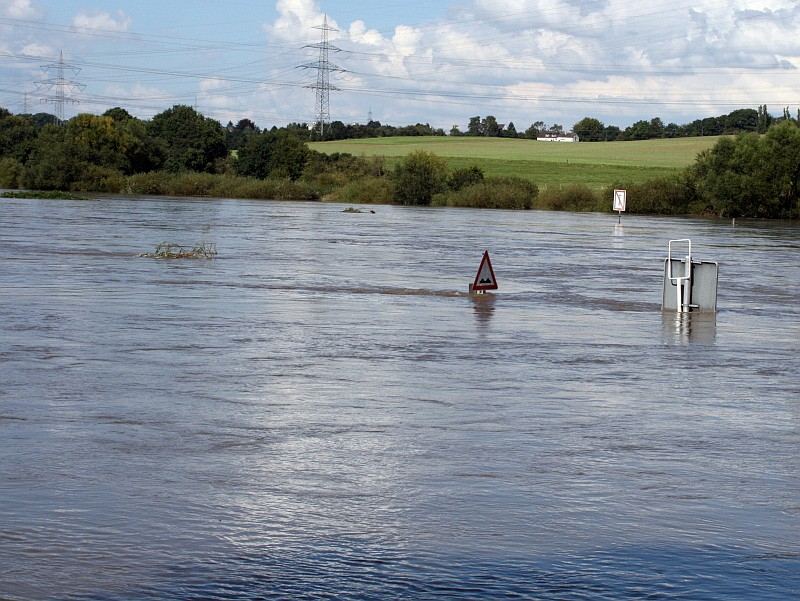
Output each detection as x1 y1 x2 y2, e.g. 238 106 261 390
434 176 538 209
603 178 692 215
0 157 24 188
392 150 449 205
125 171 172 195
124 171 320 200
71 165 125 193
448 165 484 191
535 184 602 211
327 176 394 204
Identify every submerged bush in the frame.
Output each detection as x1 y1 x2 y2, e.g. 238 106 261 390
433 176 538 209
535 184 602 212
71 165 126 193
603 178 692 215
124 171 320 200
327 175 394 204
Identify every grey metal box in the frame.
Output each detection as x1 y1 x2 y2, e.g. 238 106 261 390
662 259 719 312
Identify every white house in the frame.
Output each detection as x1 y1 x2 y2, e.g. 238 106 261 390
536 132 579 142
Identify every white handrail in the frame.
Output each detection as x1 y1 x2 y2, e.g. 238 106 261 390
667 239 692 312
667 239 691 282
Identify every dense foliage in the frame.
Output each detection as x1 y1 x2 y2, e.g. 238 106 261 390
0 103 797 217
687 121 800 218
391 150 449 205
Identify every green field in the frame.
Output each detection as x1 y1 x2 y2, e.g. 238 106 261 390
309 136 721 189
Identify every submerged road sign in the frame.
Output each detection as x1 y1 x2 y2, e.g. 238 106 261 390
613 189 627 212
471 250 498 293
613 189 627 224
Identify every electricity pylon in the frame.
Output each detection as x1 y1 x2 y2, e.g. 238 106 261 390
298 15 345 138
35 50 85 124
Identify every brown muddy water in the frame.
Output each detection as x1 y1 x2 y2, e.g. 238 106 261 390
1 196 798 600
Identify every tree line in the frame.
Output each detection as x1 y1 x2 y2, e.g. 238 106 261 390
448 106 798 142
1 103 798 218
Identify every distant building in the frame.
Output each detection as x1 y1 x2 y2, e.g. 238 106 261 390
536 132 579 142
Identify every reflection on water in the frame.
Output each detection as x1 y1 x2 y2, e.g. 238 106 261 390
470 292 496 328
661 311 717 345
0 197 798 600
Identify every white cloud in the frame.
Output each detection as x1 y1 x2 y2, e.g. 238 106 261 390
5 0 800 128
72 10 131 33
348 20 382 47
20 42 53 58
267 0 337 42
1 0 38 18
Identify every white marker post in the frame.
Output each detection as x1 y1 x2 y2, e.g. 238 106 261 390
470 250 498 295
613 189 627 224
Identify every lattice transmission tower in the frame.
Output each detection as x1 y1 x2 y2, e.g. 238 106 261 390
298 15 345 138
35 51 85 124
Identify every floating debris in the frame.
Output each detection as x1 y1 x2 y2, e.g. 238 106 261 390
342 207 375 213
140 242 217 259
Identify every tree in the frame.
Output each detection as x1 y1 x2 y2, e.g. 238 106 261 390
236 131 309 180
505 121 518 138
481 115 501 137
21 125 77 190
148 105 226 172
449 125 463 136
573 117 604 142
649 117 665 138
118 117 164 174
467 116 482 136
103 107 134 122
392 150 449 205
225 118 259 151
624 120 651 140
687 121 800 218
23 114 135 190
0 113 39 162
664 122 680 138
724 109 757 133
757 105 772 133
524 121 544 139
603 125 621 141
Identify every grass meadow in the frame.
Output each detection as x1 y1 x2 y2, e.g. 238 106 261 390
309 136 721 189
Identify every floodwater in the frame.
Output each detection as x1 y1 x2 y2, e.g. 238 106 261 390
1 196 798 600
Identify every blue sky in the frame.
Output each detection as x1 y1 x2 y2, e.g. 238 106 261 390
1 0 799 131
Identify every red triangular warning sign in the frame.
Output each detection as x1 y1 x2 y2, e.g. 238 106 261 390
472 250 498 291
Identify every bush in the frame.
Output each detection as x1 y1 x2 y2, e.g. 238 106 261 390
603 178 692 215
433 176 538 209
125 171 172 195
534 184 601 211
392 150 448 205
448 165 484 191
71 165 125 193
327 176 394 204
124 171 320 200
0 157 24 188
